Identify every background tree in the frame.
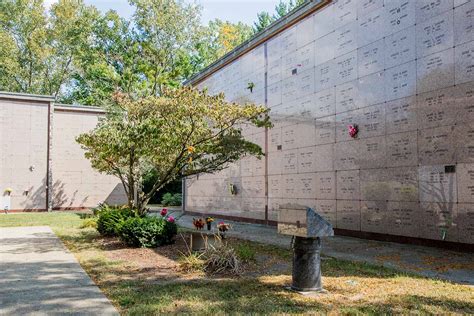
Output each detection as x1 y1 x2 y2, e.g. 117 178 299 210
253 0 306 33
76 87 270 213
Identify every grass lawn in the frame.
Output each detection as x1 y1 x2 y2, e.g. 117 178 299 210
1 212 473 315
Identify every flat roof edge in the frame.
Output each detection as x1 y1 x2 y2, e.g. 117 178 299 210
185 0 330 86
54 104 106 114
0 91 55 102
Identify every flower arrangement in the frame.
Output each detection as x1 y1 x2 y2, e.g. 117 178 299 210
348 124 358 138
193 218 205 230
160 208 175 223
205 217 214 230
4 188 12 195
217 221 231 238
160 208 168 216
167 216 175 223
228 183 237 195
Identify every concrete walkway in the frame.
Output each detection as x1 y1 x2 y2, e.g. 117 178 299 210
0 226 117 315
173 213 474 285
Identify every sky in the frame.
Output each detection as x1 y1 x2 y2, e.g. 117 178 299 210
44 0 279 25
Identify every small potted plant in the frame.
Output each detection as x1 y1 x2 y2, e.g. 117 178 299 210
206 217 214 230
193 218 205 230
217 221 231 239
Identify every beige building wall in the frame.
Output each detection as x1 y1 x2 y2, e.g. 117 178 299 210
0 95 51 211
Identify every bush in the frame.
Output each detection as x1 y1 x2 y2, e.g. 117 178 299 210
97 206 137 237
161 192 182 206
80 217 98 229
118 216 178 248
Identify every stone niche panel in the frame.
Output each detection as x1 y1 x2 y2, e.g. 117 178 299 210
385 60 417 101
315 60 335 93
313 88 336 118
357 0 383 17
295 173 317 199
336 169 360 200
335 21 358 57
358 39 385 77
386 201 420 237
360 168 390 201
358 136 387 169
385 0 416 34
281 26 297 57
315 116 336 145
336 80 360 114
296 16 315 48
455 123 474 163
336 109 360 142
297 68 315 97
454 1 474 45
387 167 419 201
455 41 474 85
282 149 298 174
357 6 387 47
385 96 417 133
314 143 335 172
418 165 457 203
417 48 454 94
315 171 336 200
281 174 297 198
358 103 385 138
298 146 317 173
419 202 458 242
241 176 265 198
416 10 454 58
458 163 474 203
359 71 386 107
314 32 337 66
457 203 474 243
336 200 361 231
313 3 334 40
418 125 456 165
386 131 418 167
455 82 474 124
334 48 358 85
384 26 416 70
268 175 282 198
315 199 337 225
417 86 457 129
361 200 389 234
333 0 357 29
335 140 360 171
416 0 453 23
241 197 266 214
297 42 315 73
267 59 282 86
267 150 282 175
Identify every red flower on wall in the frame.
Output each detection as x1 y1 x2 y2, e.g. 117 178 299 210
348 125 358 138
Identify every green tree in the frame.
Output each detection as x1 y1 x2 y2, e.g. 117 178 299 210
253 0 306 33
253 11 273 33
76 86 271 213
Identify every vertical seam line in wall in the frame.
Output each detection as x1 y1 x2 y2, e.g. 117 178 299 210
46 101 53 211
264 41 269 224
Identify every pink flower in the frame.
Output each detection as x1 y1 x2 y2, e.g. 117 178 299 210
348 125 358 138
160 208 168 216
218 221 225 225
167 216 175 223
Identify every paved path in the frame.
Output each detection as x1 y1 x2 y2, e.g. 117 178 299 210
172 213 474 285
0 226 117 315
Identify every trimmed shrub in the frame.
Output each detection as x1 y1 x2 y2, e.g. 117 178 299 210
118 216 178 248
80 217 98 229
97 206 137 237
161 192 182 206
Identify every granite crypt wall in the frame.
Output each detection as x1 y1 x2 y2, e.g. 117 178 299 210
185 0 474 245
0 92 126 211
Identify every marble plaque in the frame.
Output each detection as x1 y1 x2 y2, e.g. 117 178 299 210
417 86 457 129
267 59 282 86
295 173 317 199
387 167 419 201
384 26 416 69
315 116 336 145
313 4 335 40
455 41 474 85
315 60 335 93
282 149 298 174
416 11 454 58
314 143 335 171
337 169 360 200
298 147 317 173
281 26 297 56
241 176 265 198
416 0 453 23
282 124 298 150
297 16 315 48
385 60 417 101
357 7 387 47
267 35 282 63
314 32 337 66
333 0 357 29
313 88 336 118
455 123 474 163
418 165 457 203
457 163 474 203
281 76 298 103
297 43 315 72
334 50 358 85
295 95 315 117
336 200 361 230
241 197 266 213
336 80 360 113
454 1 474 45
282 174 298 198
357 0 384 17
361 200 388 234
267 151 282 175
385 0 416 34
295 121 317 148
334 140 360 170
268 175 282 197
386 131 418 167
419 202 458 241
358 103 385 138
418 125 456 165
385 96 417 133
296 68 315 97
315 171 336 200
457 203 474 243
336 109 359 142
315 200 337 224
282 52 298 79
358 136 387 169
358 39 385 77
386 201 420 237
335 21 358 57
359 71 386 106
455 82 474 124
